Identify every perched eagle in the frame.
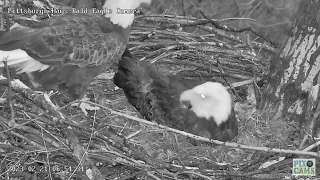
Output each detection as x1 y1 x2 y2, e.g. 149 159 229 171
0 0 151 114
113 50 238 142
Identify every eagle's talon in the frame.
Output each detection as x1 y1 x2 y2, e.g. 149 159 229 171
71 97 100 116
34 91 44 95
33 90 57 99
48 90 56 97
0 98 5 103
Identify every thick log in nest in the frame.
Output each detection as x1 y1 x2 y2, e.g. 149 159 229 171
1 1 318 180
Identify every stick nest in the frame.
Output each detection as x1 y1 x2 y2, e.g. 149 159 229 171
0 1 301 180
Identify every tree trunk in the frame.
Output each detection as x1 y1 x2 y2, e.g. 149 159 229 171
259 0 320 145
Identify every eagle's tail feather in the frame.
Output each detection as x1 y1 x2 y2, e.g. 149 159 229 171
113 49 156 107
0 49 50 73
0 25 39 46
0 49 33 67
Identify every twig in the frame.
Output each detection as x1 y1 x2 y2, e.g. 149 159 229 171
300 84 320 149
3 59 14 121
230 78 261 88
180 171 212 180
146 171 161 180
40 127 53 180
138 15 276 53
217 59 244 101
303 141 320 152
251 65 262 104
0 77 64 120
62 128 105 180
157 15 276 48
82 101 320 158
68 91 99 180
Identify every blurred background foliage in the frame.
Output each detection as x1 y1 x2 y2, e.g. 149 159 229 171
45 0 303 45
143 0 302 45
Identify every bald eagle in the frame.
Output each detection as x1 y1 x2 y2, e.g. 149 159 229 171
113 50 238 142
0 0 151 115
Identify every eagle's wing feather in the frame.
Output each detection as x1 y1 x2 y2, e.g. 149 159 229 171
114 50 238 142
114 50 191 128
0 14 127 67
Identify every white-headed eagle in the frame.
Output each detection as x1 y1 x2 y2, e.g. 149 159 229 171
113 50 238 142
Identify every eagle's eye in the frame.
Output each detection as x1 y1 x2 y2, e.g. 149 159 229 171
200 94 206 99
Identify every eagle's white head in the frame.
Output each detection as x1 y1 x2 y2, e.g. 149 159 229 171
180 82 232 126
103 0 152 28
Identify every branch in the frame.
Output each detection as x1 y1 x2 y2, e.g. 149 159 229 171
82 101 320 158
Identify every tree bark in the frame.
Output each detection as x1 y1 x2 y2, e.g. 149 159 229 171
260 0 320 142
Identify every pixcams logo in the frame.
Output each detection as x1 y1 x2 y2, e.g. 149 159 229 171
293 159 316 176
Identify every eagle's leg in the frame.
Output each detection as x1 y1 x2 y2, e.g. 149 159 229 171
71 96 100 116
33 90 56 97
66 83 100 116
27 72 57 98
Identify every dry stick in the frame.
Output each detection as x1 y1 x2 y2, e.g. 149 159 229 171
146 171 161 180
156 59 239 79
0 154 27 178
304 100 320 148
180 171 212 180
177 71 247 79
121 170 145 180
179 0 185 16
40 127 53 180
63 127 105 180
197 6 243 102
0 77 64 120
81 101 320 158
2 120 62 149
158 12 277 48
68 92 99 180
0 76 104 180
232 158 293 178
138 15 275 53
231 78 261 88
303 141 320 152
3 60 14 121
135 15 275 53
251 65 262 104
216 59 244 101
145 14 253 22
129 34 259 66
300 84 320 149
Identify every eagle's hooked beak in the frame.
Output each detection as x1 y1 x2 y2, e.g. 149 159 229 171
181 100 192 110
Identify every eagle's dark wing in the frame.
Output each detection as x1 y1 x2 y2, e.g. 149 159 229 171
0 14 129 68
113 50 238 142
113 50 184 126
